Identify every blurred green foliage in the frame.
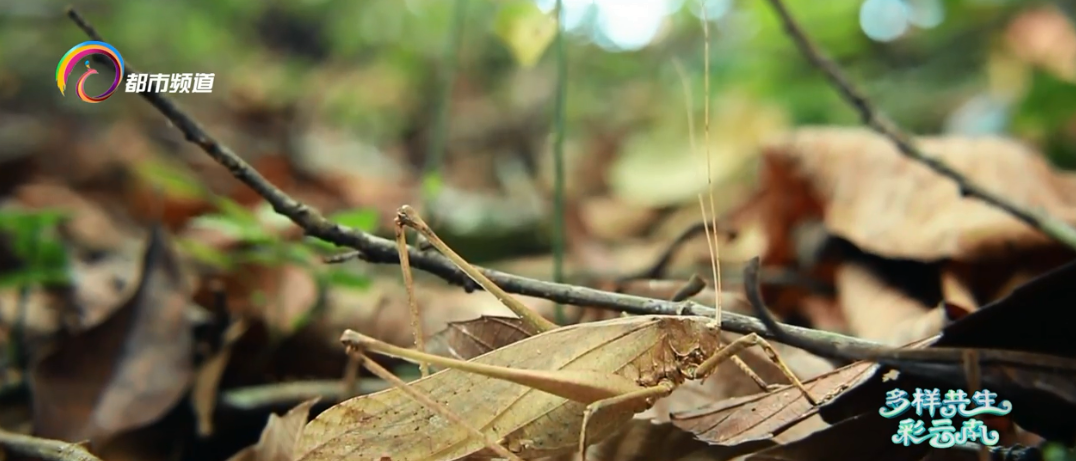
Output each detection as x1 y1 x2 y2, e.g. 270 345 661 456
2 0 1073 211
0 209 70 289
179 198 375 291
7 0 1056 137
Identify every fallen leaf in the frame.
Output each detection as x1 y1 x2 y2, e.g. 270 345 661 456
314 276 558 353
746 412 929 461
541 419 767 461
64 242 143 331
14 181 140 252
835 261 933 345
30 227 194 446
0 288 60 355
1005 5 1076 82
192 319 249 437
579 196 661 241
757 127 1076 263
939 262 977 310
426 318 764 461
426 316 538 361
819 259 1076 443
227 398 319 461
259 264 320 337
671 360 879 445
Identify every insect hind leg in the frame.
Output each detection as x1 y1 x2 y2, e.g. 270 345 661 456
695 333 819 406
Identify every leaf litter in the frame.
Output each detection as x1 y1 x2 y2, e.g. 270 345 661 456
29 226 194 447
424 316 768 461
6 3 1075 461
227 398 319 461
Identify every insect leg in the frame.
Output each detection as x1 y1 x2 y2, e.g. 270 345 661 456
577 382 676 461
695 334 819 405
394 211 428 377
396 205 559 333
344 346 524 461
341 329 646 404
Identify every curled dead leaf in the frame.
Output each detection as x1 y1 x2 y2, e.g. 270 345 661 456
758 127 1076 263
820 259 1076 443
193 319 249 437
835 261 936 345
671 360 878 446
29 227 194 447
227 398 319 461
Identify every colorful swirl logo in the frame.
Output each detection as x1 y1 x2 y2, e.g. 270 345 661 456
56 41 125 103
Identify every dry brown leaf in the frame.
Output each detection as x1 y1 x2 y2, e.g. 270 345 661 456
13 181 140 252
836 260 975 346
30 227 194 446
227 398 319 461
260 264 320 337
422 317 763 461
835 261 932 344
758 127 1076 264
192 320 249 437
643 336 833 427
537 419 765 461
314 277 558 351
65 242 143 331
0 288 59 354
426 316 538 360
796 295 846 334
427 317 729 461
671 360 877 446
1005 5 1076 82
579 196 660 241
746 412 929 461
939 262 977 310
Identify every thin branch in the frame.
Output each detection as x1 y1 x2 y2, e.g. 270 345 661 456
762 0 1076 252
63 7 883 354
0 427 102 461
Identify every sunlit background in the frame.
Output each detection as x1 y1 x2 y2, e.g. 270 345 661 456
530 0 959 52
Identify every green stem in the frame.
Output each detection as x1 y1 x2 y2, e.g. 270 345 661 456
422 0 470 208
551 0 567 325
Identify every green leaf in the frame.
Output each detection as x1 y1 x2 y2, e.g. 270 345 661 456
322 268 371 290
303 237 339 253
328 208 379 232
280 242 316 265
189 214 275 245
134 157 207 200
235 248 288 267
422 171 444 199
211 198 260 225
1014 70 1076 132
177 238 234 270
493 0 557 68
0 210 71 287
35 241 69 271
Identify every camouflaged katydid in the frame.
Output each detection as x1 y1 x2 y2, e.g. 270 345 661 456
294 206 818 461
